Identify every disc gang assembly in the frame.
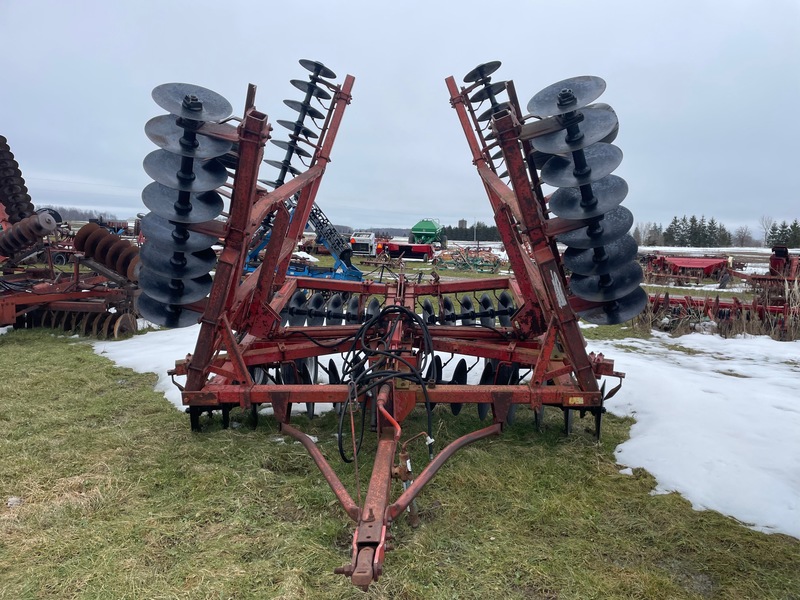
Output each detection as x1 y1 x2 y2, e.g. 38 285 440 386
138 60 644 589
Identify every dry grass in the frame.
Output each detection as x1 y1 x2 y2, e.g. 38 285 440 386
1 329 799 599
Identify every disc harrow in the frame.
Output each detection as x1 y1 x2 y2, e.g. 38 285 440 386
143 61 643 589
0 135 35 225
0 212 57 258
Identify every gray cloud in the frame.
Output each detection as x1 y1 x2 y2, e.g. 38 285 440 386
2 0 798 233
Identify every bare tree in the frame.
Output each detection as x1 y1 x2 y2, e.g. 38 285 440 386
758 215 774 246
733 225 754 247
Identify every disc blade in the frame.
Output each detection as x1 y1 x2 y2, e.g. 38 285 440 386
540 143 623 188
138 271 213 305
345 295 361 324
470 81 506 104
547 174 628 220
136 292 203 328
556 206 634 249
151 83 233 122
263 159 302 176
529 107 619 155
421 298 435 324
288 290 308 327
527 76 606 117
569 261 643 303
271 139 312 159
140 212 219 252
145 115 233 158
143 150 229 192
277 119 318 139
142 182 224 224
306 292 326 327
577 287 648 326
441 297 456 324
290 79 332 100
299 59 336 80
284 99 325 121
497 291 515 327
460 295 476 326
139 244 217 279
325 293 344 325
366 298 381 321
563 234 639 276
464 61 502 83
479 293 495 328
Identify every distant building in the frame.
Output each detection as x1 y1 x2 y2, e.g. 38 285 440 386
458 219 467 229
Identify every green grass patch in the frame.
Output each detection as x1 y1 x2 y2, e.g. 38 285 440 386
1 329 798 599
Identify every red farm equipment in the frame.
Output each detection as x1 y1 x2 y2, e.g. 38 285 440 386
1 136 140 337
134 60 645 589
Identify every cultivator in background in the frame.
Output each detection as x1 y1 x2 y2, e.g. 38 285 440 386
1 136 139 337
147 60 643 589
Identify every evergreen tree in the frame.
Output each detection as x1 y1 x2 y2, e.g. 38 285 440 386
706 217 719 247
789 219 800 247
663 217 680 245
688 215 700 246
717 224 732 246
776 221 791 245
677 215 690 246
767 223 780 246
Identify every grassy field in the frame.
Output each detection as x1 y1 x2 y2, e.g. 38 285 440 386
2 328 799 599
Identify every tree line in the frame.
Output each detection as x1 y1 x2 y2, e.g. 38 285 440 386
634 215 800 248
41 205 119 222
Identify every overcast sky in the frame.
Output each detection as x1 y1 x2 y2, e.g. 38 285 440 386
2 1 798 234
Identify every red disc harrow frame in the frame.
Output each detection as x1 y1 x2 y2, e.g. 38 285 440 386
166 68 627 589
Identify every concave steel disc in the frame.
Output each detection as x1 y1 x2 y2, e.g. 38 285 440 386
464 61 502 83
497 290 515 327
277 119 318 139
479 293 495 328
151 83 233 122
136 292 203 328
586 103 619 144
145 115 233 158
460 296 476 326
325 294 344 325
139 244 217 279
345 294 361 324
547 174 628 220
527 75 606 117
540 143 623 188
290 79 331 100
569 261 643 303
140 212 219 252
577 286 648 326
422 298 435 324
284 99 325 121
442 296 456 323
299 59 336 80
470 81 507 104
557 205 634 249
143 150 228 192
74 223 101 251
288 290 308 327
529 107 619 155
263 159 302 176
138 270 213 305
142 182 224 224
563 234 639 276
271 139 312 159
306 292 327 327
